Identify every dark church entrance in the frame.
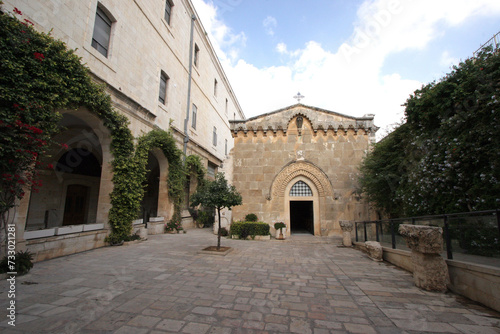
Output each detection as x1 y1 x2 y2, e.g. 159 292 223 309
290 200 314 234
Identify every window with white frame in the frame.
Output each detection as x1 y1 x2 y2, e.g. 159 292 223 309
91 5 113 57
164 0 173 25
159 71 169 104
207 162 216 178
191 103 197 129
194 44 199 67
212 126 217 146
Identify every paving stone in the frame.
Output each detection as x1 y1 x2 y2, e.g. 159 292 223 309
343 323 377 334
127 315 162 328
192 306 216 315
265 322 289 332
156 319 185 331
182 322 211 334
114 325 149 334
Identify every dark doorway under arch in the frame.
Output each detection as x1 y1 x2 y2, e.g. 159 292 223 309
290 200 314 234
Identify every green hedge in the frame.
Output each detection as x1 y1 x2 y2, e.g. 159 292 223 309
230 221 270 238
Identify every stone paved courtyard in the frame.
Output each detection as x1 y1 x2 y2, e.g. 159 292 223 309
1 229 499 334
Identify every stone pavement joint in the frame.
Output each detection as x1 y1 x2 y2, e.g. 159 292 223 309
1 229 499 333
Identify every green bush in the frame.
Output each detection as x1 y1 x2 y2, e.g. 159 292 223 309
274 222 286 230
449 219 500 257
230 221 270 238
245 213 258 222
219 227 228 236
0 250 34 275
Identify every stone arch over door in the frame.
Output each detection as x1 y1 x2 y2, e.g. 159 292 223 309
148 148 171 220
269 161 333 236
21 109 113 236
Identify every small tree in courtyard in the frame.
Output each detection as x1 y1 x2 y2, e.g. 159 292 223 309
190 172 242 250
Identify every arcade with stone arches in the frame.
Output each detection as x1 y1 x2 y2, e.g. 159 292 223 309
230 104 378 236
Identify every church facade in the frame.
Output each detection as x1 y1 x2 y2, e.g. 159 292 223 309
230 104 378 236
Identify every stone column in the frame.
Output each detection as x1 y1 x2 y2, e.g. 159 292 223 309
399 224 450 292
339 220 353 247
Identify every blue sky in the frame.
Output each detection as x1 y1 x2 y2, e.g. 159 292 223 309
192 0 500 139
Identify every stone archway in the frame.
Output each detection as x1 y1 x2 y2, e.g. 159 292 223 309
269 161 333 236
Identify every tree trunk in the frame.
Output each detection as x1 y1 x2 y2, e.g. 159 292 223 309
217 207 221 250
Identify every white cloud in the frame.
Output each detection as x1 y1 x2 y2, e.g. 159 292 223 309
192 0 500 140
191 0 246 63
263 16 277 36
276 42 287 54
440 51 460 68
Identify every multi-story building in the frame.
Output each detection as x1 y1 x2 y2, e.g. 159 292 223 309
4 0 244 261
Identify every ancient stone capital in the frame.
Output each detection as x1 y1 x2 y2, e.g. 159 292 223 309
339 220 353 232
365 241 383 261
398 224 444 254
399 224 449 292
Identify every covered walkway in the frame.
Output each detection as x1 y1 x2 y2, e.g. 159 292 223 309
1 229 499 333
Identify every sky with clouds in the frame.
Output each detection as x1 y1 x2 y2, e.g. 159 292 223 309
191 0 500 139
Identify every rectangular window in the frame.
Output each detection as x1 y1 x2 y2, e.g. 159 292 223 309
191 104 197 129
159 72 168 104
194 44 199 67
207 162 216 178
213 126 217 146
164 0 173 25
214 79 218 97
225 98 228 115
91 6 112 57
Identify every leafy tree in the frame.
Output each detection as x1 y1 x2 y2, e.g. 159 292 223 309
359 46 500 217
358 124 410 218
190 173 242 249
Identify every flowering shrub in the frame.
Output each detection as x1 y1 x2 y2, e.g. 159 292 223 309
359 46 500 217
0 8 68 214
165 219 183 233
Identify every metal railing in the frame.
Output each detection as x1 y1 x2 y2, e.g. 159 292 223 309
473 31 500 57
354 209 500 260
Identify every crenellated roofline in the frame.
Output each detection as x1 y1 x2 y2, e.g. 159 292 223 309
229 103 378 136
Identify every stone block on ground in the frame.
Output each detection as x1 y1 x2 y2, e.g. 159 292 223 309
365 241 383 261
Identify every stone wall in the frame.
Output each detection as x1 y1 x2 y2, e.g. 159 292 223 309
27 230 108 262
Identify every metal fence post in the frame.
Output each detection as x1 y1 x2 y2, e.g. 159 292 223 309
443 215 453 260
363 222 368 242
376 221 380 242
496 209 500 241
391 221 396 249
355 222 358 242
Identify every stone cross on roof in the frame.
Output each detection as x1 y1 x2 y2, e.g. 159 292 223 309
293 92 305 103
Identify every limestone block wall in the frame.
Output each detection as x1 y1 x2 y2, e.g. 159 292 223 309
231 105 376 236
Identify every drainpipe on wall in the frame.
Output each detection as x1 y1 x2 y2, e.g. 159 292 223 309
183 14 196 165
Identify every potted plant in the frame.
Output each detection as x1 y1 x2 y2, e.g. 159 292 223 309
274 222 286 240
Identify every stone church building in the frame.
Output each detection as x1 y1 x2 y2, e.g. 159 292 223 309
229 104 378 236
